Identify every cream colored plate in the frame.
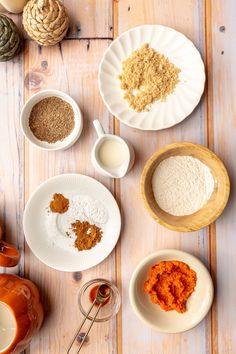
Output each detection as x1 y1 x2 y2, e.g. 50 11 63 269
129 249 213 333
23 174 121 272
99 25 205 130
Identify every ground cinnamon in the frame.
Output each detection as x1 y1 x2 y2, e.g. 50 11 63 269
72 220 102 251
49 193 69 214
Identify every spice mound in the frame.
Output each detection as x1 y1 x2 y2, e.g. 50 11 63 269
72 220 103 251
118 43 180 112
29 96 75 143
49 193 69 214
47 193 107 253
144 260 197 313
152 156 215 216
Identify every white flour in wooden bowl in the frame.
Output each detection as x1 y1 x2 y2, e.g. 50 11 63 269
152 156 215 216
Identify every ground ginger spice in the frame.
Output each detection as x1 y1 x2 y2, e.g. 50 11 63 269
72 220 103 251
144 260 197 313
118 44 181 112
49 193 69 214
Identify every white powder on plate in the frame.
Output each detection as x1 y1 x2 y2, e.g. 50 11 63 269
152 156 215 216
67 196 109 224
46 213 77 253
46 195 109 252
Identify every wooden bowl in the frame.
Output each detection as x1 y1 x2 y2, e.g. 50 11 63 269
141 142 230 232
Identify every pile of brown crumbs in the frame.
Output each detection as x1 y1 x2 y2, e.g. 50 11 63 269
72 220 103 251
29 96 75 143
118 43 181 112
49 193 69 214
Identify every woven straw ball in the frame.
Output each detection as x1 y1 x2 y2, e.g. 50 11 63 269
23 0 69 46
0 14 21 62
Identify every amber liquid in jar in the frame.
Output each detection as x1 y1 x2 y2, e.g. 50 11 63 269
89 285 110 307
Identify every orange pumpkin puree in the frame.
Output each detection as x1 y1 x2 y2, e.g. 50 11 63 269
144 260 197 313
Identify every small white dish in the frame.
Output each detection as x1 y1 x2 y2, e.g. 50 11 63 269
129 249 213 333
20 89 83 151
23 174 121 272
0 0 28 13
98 25 205 131
91 120 135 178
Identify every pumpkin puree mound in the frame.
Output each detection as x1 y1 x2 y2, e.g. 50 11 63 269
144 260 197 313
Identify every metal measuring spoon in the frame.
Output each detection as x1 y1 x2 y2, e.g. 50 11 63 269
67 283 111 354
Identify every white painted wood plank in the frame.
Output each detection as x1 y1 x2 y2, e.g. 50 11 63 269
117 1 211 353
0 51 25 276
211 1 236 353
24 40 117 354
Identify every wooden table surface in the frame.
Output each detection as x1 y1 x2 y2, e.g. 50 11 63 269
0 1 235 353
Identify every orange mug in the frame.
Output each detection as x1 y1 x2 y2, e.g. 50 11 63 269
0 240 43 354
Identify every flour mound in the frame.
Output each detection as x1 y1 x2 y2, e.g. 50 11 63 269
152 156 215 216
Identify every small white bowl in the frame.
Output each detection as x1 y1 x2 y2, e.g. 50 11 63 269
20 89 83 151
129 249 213 333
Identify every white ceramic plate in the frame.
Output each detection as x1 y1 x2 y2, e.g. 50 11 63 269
99 25 205 130
129 249 213 333
23 174 121 271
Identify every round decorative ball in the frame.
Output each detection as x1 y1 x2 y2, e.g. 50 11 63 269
23 0 69 46
0 14 21 62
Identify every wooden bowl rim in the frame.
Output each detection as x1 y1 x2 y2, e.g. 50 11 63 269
140 142 230 232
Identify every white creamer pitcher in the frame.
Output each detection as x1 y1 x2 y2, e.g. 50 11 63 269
91 120 135 178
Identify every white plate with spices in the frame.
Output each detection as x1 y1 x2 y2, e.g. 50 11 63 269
99 25 205 130
20 89 83 151
23 174 121 271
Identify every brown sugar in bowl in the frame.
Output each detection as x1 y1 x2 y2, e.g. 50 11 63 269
140 142 230 232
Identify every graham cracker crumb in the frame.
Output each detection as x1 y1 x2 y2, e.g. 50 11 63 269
118 43 181 112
